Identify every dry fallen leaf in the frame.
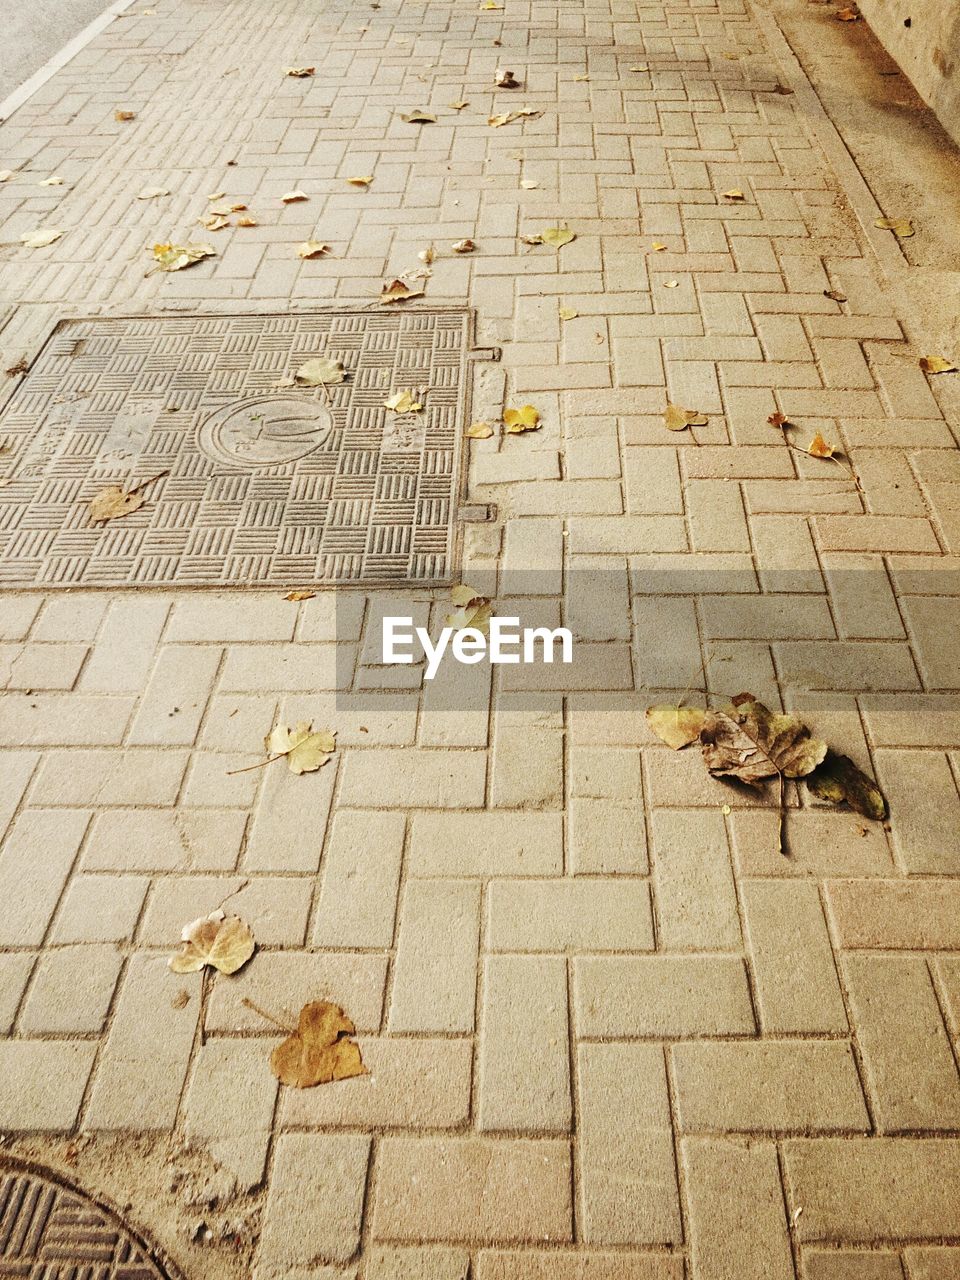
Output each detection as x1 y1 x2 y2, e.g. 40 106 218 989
198 213 230 232
480 0 503 7
646 703 707 750
115 110 135 122
206 191 225 201
559 306 578 321
401 109 438 123
503 404 541 434
346 175 374 186
539 225 576 248
236 215 258 227
447 584 494 633
465 420 494 439
285 590 316 601
209 202 247 215
383 389 423 413
573 73 589 82
270 1001 366 1088
806 751 887 820
920 355 957 375
768 412 790 429
379 278 425 305
664 280 679 289
488 108 540 128
20 229 62 248
823 289 847 303
88 471 165 524
520 178 539 189
874 216 914 237
807 431 836 458
700 693 827 789
650 242 667 252
664 403 707 432
137 186 170 200
265 721 336 774
284 66 315 77
294 357 346 387
448 100 470 110
495 68 522 88
451 238 476 253
297 240 332 258
169 910 255 975
150 242 216 272
419 245 436 264
629 64 650 72
281 189 309 203
723 189 746 201
0 170 13 182
39 176 65 186
836 6 860 19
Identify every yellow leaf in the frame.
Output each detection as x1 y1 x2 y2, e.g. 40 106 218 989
150 242 215 272
265 722 336 773
664 280 679 288
136 186 170 199
297 240 331 258
559 306 578 320
539 225 576 248
646 703 706 750
401 108 438 123
503 404 541 433
270 1000 367 1088
285 590 316 601
807 431 836 458
664 403 708 432
451 238 476 253
451 583 485 606
629 64 650 72
236 215 258 227
347 175 374 186
383 389 423 413
573 73 589 81
206 191 225 201
114 109 135 121
379 278 425 305
169 910 255 975
284 66 315 76
39 175 65 186
448 100 470 110
294 357 345 386
465 420 494 438
20 229 62 248
488 107 540 127
723 189 745 200
89 485 146 523
0 170 13 182
198 213 230 231
520 178 539 189
419 245 436 264
281 189 309 203
919 355 957 375
650 242 667 251
874 216 914 237
480 2 503 8
209 202 247 215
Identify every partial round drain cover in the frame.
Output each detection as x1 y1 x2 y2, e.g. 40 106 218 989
0 1158 179 1278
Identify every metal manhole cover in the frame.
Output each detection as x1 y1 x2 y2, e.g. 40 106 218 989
0 308 474 588
0 1158 179 1278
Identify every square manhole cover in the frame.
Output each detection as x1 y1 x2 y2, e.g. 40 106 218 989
0 308 475 588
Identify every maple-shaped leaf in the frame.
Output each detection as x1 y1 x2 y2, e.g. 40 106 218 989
503 404 541 433
700 693 827 789
806 751 887 821
265 721 336 774
270 1000 367 1088
646 703 706 750
383 389 423 413
169 910 255 975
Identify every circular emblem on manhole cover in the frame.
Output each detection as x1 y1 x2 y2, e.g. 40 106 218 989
198 395 334 468
0 1157 182 1278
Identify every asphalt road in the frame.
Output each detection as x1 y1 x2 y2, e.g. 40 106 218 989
0 0 115 103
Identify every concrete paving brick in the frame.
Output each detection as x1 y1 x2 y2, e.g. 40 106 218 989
486 879 653 953
743 880 847 1033
83 808 245 872
409 812 563 877
0 751 39 840
730 809 895 877
842 954 960 1131
185 1038 279 1190
282 1037 472 1131
827 879 960 949
243 752 336 871
51 873 148 943
389 880 481 1033
141 874 311 947
490 699 564 810
31 749 189 806
19 944 123 1034
0 693 135 747
802 1253 904 1280
0 642 88 691
0 809 89 946
0 596 43 640
0 952 34 1034
651 810 742 951
574 955 755 1038
205 952 388 1034
0 1041 98 1132
475 1255 683 1280
220 643 348 692
478 955 571 1132
257 1134 370 1270
682 1138 794 1280
339 748 486 809
313 810 405 949
784 1139 960 1241
903 1248 960 1280
673 1040 869 1132
578 1043 682 1245
85 954 200 1130
79 598 168 693
365 1247 470 1280
127 646 221 746
874 749 960 874
372 1137 573 1244
902 596 960 689
569 797 649 874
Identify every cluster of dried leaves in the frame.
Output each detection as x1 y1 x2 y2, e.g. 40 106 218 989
466 403 541 441
647 693 886 853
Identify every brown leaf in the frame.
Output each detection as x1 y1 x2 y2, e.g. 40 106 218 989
114 110 135 122
836 6 860 19
285 590 316 601
874 216 914 237
169 910 256 975
700 693 828 789
451 238 476 253
270 1000 367 1088
823 289 847 303
807 431 836 459
646 703 706 750
806 751 886 821
495 68 522 88
88 471 166 524
297 240 332 259
284 66 315 77
920 355 957 375
767 412 790 429
664 403 707 432
379 278 425 305
401 109 438 123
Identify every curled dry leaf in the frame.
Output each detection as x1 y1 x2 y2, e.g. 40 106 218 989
446 584 494 634
488 108 540 127
168 909 255 975
150 242 215 272
294 357 345 387
346 175 374 186
495 68 522 88
806 751 887 821
451 238 476 253
115 110 135 121
298 240 331 258
0 170 13 182
480 1 504 8
39 176 65 186
236 215 258 227
270 1001 367 1088
723 189 745 201
284 66 315 77
209 202 247 215
137 186 170 200
206 191 225 201
664 280 679 289
646 703 707 750
768 412 790 429
650 242 667 251
700 693 828 789
281 189 309 203
874 216 914 237
198 213 230 231
559 307 578 320
20 229 63 248
824 289 847 303
920 355 957 375
448 100 470 110
520 178 539 189
419 246 436 264
503 404 541 433
539 225 576 248
629 64 650 71
383 389 423 413
465 420 494 439
265 721 336 774
664 403 707 432
379 278 425 305
285 590 316 601
573 73 589 82
401 109 438 123
807 431 836 459
836 6 860 19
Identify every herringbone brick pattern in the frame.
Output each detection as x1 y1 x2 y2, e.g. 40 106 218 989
1 0 959 1275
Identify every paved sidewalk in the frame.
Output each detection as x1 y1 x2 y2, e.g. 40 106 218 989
1 0 960 1276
